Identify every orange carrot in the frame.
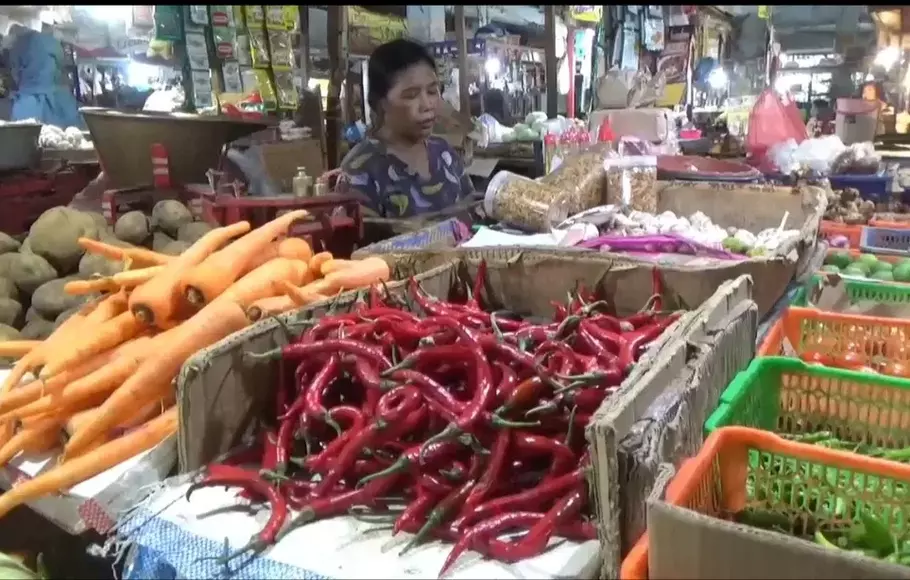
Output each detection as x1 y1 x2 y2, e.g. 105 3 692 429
276 279 330 307
63 267 165 296
129 221 251 326
64 392 173 438
181 211 310 307
64 301 249 458
65 408 96 436
216 258 310 309
241 237 315 274
246 295 300 321
321 257 391 293
0 299 99 442
39 311 144 378
0 419 62 467
5 340 163 423
308 252 334 278
0 407 178 518
320 259 359 277
0 341 41 359
78 238 172 267
0 335 153 415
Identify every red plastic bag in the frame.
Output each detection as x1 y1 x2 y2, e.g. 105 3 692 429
746 89 807 172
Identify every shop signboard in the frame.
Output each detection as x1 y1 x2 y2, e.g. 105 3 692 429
347 7 407 55
569 6 602 24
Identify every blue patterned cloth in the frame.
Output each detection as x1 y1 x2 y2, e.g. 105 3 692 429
335 136 473 218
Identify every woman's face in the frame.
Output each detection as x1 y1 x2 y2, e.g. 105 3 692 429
380 62 440 140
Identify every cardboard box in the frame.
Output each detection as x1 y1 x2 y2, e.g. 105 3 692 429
258 139 326 192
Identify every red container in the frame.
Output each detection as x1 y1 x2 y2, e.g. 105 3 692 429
0 168 96 236
201 193 365 258
819 220 863 248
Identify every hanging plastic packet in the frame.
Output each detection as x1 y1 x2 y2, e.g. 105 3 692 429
234 33 252 66
190 70 214 111
188 6 209 26
283 6 299 31
249 70 278 111
244 6 265 29
209 5 233 26
265 6 286 31
232 6 246 29
249 30 271 67
268 31 294 69
154 6 183 41
222 61 243 93
184 32 210 71
273 70 298 110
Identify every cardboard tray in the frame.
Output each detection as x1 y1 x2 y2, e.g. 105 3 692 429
588 180 825 318
172 250 757 578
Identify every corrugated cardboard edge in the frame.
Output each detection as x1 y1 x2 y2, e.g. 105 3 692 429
648 500 910 579
614 298 759 560
587 274 755 579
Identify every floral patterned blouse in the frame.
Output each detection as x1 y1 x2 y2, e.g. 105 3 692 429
335 136 473 218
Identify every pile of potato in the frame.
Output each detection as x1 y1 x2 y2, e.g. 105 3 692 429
0 200 209 345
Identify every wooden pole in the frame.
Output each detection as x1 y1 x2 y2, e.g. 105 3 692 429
297 6 310 89
326 5 348 169
454 6 471 117
544 5 559 118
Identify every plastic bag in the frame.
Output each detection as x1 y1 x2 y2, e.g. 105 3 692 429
746 89 807 171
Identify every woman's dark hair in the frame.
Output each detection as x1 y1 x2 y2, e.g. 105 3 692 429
367 39 436 113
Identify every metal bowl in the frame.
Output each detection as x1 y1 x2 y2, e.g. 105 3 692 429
80 108 272 189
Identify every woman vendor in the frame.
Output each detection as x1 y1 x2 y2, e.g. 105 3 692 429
336 39 474 218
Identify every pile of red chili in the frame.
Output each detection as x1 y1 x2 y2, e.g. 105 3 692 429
189 263 681 576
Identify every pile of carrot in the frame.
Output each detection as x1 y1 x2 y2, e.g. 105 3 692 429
0 211 392 518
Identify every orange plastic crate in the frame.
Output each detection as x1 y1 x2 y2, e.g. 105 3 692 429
819 221 864 248
870 218 910 230
619 426 910 580
756 306 910 373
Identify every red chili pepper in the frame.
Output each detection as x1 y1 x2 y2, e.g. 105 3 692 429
260 430 280 472
487 487 587 562
617 315 679 368
454 467 585 530
463 429 510 512
493 361 518 402
285 469 405 531
497 377 545 415
186 465 289 563
440 511 544 577
395 490 439 535
356 439 464 488
467 260 487 311
253 339 393 370
301 355 342 421
401 454 485 554
550 301 568 323
579 319 625 354
382 369 466 413
302 405 366 473
512 433 577 477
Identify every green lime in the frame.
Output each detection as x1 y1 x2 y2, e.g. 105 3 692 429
825 251 852 269
871 270 895 282
875 261 894 272
843 265 869 277
894 263 910 282
857 254 879 267
821 265 841 274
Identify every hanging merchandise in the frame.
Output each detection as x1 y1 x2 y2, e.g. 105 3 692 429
188 6 209 27
249 29 272 68
265 6 287 31
191 70 214 110
283 6 299 32
222 61 243 93
249 70 278 111
235 32 253 66
184 32 210 71
209 5 236 59
642 6 665 52
154 6 183 41
268 31 294 69
244 6 266 29
273 70 298 110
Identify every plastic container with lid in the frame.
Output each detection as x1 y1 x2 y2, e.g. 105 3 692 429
484 170 569 232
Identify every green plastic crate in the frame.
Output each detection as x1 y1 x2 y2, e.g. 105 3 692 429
705 357 910 449
798 275 910 308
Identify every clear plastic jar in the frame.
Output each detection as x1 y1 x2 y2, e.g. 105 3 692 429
540 148 609 215
484 170 569 232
